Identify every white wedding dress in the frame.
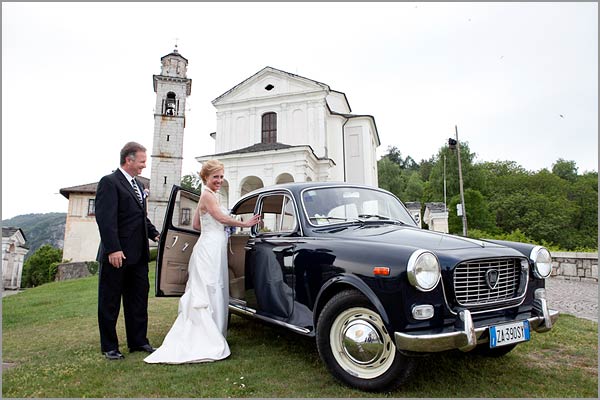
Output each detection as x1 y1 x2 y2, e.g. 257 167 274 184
144 200 230 364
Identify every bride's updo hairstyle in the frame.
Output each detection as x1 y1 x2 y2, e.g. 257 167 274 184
200 159 225 184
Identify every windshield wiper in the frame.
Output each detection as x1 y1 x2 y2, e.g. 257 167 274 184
309 216 359 223
357 214 389 220
357 214 406 225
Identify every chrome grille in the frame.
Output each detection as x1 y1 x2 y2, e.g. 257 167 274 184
454 258 523 307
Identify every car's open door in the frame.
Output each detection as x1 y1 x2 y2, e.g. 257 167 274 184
155 185 200 297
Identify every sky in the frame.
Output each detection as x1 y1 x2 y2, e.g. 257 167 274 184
1 2 598 220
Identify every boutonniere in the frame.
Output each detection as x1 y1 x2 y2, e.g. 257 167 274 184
143 188 150 199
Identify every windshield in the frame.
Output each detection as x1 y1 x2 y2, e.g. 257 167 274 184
301 186 418 227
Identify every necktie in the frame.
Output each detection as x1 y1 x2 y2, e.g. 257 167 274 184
131 178 143 204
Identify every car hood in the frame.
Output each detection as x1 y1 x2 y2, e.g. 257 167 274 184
319 223 505 251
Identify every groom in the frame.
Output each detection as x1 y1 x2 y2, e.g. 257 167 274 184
95 141 160 360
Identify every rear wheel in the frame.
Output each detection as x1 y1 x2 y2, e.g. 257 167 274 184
316 289 415 392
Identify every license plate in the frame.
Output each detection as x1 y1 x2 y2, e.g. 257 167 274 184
489 320 530 348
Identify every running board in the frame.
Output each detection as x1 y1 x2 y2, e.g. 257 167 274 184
228 304 311 335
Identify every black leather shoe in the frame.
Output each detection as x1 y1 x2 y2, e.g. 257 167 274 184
129 344 156 353
104 350 124 360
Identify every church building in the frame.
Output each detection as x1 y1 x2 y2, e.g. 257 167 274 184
196 66 381 207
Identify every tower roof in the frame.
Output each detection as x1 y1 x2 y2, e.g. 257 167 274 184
161 45 188 63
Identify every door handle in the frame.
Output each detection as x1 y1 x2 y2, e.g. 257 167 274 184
182 242 189 252
167 235 178 249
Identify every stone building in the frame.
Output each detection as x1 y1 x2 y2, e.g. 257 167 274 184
196 66 380 207
59 177 151 262
423 202 449 233
404 201 422 228
2 227 28 289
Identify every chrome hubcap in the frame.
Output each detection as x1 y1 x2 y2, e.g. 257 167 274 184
330 307 396 379
341 320 384 364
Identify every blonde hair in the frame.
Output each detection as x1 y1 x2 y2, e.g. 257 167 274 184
200 159 225 184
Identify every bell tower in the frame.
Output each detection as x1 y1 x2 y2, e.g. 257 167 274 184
148 46 192 232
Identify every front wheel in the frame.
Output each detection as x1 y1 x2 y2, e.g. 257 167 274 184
316 289 415 392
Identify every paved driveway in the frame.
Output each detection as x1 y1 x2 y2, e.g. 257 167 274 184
545 278 598 322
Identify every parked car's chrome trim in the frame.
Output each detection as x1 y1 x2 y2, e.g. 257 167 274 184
229 303 312 334
394 303 559 353
407 249 441 292
442 257 529 316
530 246 552 279
453 257 529 308
443 293 528 317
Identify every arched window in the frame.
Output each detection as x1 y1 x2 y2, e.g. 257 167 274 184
261 112 277 144
165 92 177 116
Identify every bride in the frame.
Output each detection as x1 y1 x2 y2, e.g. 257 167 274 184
144 160 260 364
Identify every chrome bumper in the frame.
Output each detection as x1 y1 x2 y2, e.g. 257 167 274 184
394 299 559 353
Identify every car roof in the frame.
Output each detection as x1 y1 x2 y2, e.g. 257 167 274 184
236 181 394 204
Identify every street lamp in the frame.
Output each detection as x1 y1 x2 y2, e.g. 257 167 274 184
448 125 468 236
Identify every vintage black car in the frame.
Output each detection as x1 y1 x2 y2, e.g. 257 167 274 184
155 182 559 392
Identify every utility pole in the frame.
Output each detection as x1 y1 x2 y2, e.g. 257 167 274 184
443 154 447 213
448 125 468 236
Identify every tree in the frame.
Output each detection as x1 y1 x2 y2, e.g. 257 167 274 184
384 146 404 166
552 159 578 182
21 245 63 288
377 157 405 198
181 172 202 193
567 172 598 249
403 172 424 201
425 141 483 203
382 146 420 171
418 157 434 182
379 142 597 250
448 189 496 234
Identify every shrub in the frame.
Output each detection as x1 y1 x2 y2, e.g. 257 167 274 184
86 261 99 275
468 228 535 244
48 261 60 282
21 245 63 288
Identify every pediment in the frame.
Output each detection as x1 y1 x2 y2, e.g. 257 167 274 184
212 67 330 105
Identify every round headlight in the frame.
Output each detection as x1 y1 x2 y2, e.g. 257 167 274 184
407 250 441 291
531 246 552 278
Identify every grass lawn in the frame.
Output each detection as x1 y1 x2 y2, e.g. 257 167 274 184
2 263 598 398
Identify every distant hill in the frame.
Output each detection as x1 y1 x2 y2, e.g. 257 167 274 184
1 213 66 259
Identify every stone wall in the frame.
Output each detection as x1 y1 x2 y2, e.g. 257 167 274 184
550 252 598 283
55 262 92 281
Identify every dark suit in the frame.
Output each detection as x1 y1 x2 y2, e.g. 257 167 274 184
95 169 159 353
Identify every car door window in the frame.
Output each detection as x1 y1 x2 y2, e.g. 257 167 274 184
232 195 258 234
281 196 296 231
259 194 297 234
171 190 200 231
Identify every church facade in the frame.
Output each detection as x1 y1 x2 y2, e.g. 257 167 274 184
196 66 380 207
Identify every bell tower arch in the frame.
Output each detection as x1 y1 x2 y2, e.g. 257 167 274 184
148 46 192 231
